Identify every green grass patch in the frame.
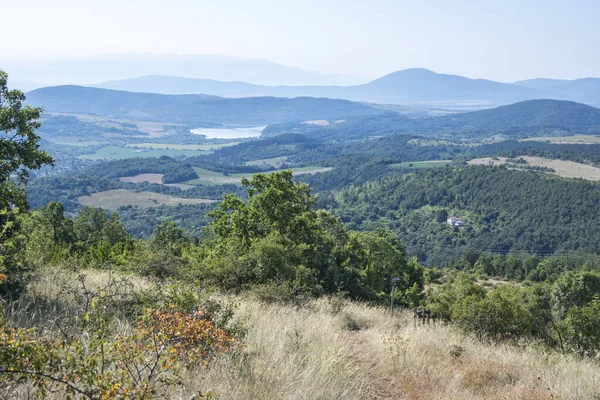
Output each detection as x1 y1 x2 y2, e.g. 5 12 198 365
125 142 240 151
188 166 333 186
77 189 217 210
389 160 451 169
244 156 289 168
78 146 212 160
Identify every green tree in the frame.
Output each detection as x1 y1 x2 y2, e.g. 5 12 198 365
0 71 53 297
0 70 53 211
562 295 600 355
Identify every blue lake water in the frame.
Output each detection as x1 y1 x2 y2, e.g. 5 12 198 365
190 126 265 139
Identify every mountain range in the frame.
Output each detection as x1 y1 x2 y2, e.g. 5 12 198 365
25 85 381 126
93 69 600 106
0 54 365 90
263 99 600 140
26 83 600 140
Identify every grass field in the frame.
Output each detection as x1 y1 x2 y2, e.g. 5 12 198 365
389 160 451 169
188 166 333 186
119 174 164 184
17 268 600 400
244 156 289 168
125 142 240 151
52 113 182 137
468 156 600 181
77 189 216 209
520 135 600 144
78 146 212 160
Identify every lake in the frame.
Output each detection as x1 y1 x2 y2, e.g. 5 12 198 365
190 126 265 139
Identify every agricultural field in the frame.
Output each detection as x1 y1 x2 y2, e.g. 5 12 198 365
188 166 333 186
467 156 600 181
52 113 183 137
389 160 451 169
520 135 600 144
77 189 216 210
119 174 195 190
78 146 212 160
125 142 240 151
244 156 289 168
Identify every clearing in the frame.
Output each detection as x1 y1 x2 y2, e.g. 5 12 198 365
188 166 333 186
520 135 600 145
119 174 195 190
244 156 289 168
119 173 164 184
125 142 240 151
468 156 600 181
389 160 451 169
77 189 216 210
78 145 212 160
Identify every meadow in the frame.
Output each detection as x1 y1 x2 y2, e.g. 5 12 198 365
187 166 333 186
520 135 600 145
125 142 240 151
78 145 212 160
389 160 451 169
468 156 600 181
6 268 600 400
77 189 216 209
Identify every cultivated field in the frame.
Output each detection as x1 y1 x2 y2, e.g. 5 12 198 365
125 142 240 151
188 166 333 186
468 156 600 181
77 189 216 209
520 135 600 144
78 145 212 160
51 113 183 137
389 160 451 169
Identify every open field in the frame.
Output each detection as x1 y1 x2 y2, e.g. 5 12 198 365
7 266 600 400
125 142 240 151
468 156 600 181
78 145 212 160
77 189 216 209
188 166 333 186
389 160 451 169
520 135 600 144
51 113 183 137
244 156 289 168
119 173 164 184
43 137 105 146
14 268 600 400
119 174 195 190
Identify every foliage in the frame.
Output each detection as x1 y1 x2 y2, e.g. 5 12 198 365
197 171 422 302
0 306 236 399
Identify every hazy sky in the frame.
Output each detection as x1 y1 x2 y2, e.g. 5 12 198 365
2 0 599 81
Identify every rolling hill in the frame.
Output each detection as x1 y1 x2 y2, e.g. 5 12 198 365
26 85 382 126
264 99 600 140
514 77 600 105
92 68 600 106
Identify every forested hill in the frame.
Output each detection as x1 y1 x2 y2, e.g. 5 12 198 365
439 99 600 135
264 99 600 140
322 165 600 264
26 85 382 125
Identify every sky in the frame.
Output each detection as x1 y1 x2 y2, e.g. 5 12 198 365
1 0 599 82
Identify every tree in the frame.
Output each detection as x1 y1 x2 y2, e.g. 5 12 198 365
0 71 53 297
0 70 53 211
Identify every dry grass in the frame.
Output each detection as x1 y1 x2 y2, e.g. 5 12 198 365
7 269 600 399
119 173 165 184
77 189 217 209
468 156 600 181
175 298 600 399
